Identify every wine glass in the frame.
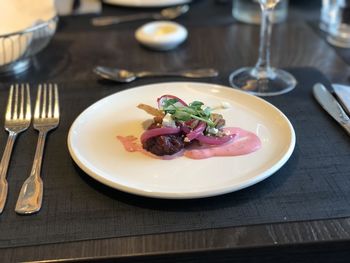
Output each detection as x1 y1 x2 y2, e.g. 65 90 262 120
229 0 296 96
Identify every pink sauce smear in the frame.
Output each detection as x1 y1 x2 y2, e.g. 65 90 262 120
117 127 261 160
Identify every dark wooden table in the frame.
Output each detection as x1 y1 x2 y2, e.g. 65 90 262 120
3 1 350 262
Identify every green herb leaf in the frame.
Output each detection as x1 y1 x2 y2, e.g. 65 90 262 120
161 98 217 127
189 101 204 109
173 111 192 121
163 98 179 108
203 107 212 116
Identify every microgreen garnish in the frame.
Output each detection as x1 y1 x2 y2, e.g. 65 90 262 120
163 99 216 127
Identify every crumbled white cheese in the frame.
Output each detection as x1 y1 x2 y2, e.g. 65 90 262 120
221 101 231 109
211 101 232 111
162 113 177 128
224 130 231 136
207 127 219 135
184 137 190 143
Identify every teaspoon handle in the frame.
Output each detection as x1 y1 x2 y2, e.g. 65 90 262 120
136 69 219 78
92 13 154 26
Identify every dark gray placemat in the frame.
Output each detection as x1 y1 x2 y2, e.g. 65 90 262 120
1 68 350 248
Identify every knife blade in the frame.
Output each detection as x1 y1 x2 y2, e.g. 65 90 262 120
313 83 350 135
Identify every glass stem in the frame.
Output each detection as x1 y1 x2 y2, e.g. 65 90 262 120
253 6 274 78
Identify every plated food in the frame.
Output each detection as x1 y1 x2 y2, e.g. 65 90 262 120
117 95 261 159
68 82 295 198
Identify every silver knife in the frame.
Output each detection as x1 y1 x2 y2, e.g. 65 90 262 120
313 83 350 135
333 83 350 116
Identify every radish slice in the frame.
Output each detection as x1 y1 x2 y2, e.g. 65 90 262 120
181 124 191 134
186 121 206 141
157 95 188 110
141 127 181 143
196 134 235 145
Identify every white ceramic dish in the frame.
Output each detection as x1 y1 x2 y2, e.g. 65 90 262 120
0 16 57 74
135 21 187 50
0 0 57 73
103 0 191 7
68 82 295 199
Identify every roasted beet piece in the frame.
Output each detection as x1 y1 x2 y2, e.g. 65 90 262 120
143 135 184 156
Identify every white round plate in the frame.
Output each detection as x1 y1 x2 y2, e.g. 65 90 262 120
103 0 191 8
68 82 295 199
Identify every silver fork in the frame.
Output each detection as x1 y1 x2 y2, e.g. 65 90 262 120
0 84 31 214
15 84 59 215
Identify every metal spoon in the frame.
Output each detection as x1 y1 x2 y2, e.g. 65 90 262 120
91 5 189 26
94 66 219 83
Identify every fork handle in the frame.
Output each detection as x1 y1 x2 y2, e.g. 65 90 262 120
15 131 47 215
0 132 17 214
92 13 154 26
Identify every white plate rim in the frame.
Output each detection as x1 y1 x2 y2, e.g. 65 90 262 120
67 82 296 199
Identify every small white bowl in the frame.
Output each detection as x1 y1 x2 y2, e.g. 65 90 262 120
135 21 188 51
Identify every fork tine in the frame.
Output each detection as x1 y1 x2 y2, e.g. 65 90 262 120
6 85 13 120
19 84 24 119
53 84 59 118
13 84 18 119
25 83 31 120
35 84 42 119
41 84 47 118
48 84 52 117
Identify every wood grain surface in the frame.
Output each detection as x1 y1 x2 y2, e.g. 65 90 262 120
2 0 350 262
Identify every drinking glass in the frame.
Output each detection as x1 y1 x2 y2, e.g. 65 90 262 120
229 0 297 96
320 0 338 31
327 0 350 48
233 0 288 25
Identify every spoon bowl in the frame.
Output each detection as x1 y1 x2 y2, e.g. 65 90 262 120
158 5 190 19
94 67 137 83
